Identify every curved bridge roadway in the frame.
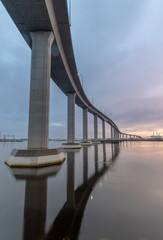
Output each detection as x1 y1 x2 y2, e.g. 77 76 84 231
1 0 141 142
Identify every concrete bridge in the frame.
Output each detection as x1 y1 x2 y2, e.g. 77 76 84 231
1 0 141 167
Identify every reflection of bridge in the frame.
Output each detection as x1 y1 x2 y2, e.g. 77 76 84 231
11 143 120 240
2 1 141 166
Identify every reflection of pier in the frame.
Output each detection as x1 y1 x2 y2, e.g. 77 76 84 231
11 166 63 240
23 179 47 240
11 143 120 240
46 143 120 240
111 143 119 160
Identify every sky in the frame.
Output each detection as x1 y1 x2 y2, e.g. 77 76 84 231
0 0 163 138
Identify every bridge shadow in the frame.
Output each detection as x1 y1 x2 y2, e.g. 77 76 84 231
15 143 120 240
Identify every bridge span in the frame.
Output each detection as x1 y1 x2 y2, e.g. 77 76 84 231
1 0 141 167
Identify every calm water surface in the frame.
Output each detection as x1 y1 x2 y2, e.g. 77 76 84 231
0 141 163 240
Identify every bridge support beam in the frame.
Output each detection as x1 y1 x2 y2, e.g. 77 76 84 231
5 31 65 168
102 120 105 140
81 108 92 146
62 93 81 149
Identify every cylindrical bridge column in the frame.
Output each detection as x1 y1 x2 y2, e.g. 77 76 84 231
67 93 76 143
83 108 88 142
102 120 105 140
94 115 98 141
28 31 54 149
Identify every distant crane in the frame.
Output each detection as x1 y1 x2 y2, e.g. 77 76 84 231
3 134 15 140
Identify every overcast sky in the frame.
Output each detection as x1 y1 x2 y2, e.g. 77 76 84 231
0 0 163 138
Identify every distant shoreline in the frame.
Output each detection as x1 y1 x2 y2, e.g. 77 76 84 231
0 139 23 142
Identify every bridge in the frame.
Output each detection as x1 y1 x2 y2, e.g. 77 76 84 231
1 0 141 167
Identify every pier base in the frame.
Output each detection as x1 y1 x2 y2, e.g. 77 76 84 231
81 141 92 146
92 141 101 144
5 148 65 168
61 143 82 149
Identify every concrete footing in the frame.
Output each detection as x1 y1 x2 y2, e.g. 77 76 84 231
10 164 62 179
92 141 101 144
61 143 82 149
5 148 65 168
81 141 92 146
104 139 120 143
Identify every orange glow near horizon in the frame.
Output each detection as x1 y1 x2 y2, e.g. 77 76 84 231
122 129 163 138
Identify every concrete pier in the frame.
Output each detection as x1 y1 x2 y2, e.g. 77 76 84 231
81 108 92 146
94 115 98 140
93 115 100 144
111 125 114 139
67 93 76 143
28 32 54 149
83 108 88 141
114 128 119 139
102 120 105 140
6 31 65 167
62 93 81 149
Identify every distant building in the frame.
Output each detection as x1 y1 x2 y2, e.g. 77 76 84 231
149 132 162 140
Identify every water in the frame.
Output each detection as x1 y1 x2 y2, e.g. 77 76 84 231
0 141 163 240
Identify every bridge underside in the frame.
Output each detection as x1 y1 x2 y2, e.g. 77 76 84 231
1 0 119 125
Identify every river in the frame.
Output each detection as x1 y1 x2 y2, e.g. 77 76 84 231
0 141 163 240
